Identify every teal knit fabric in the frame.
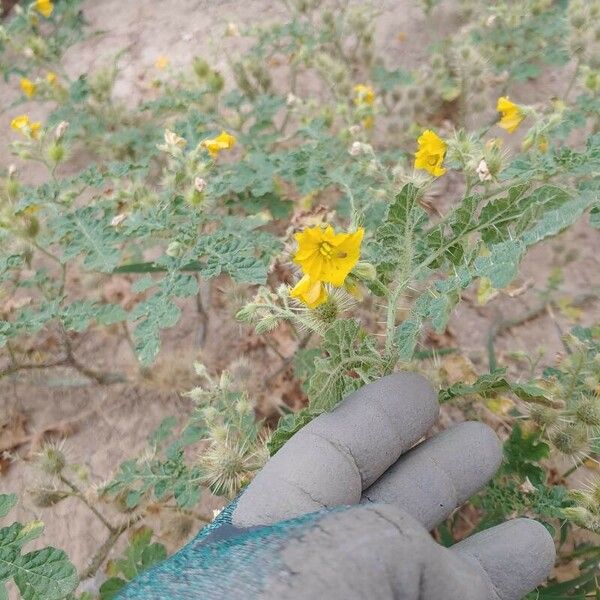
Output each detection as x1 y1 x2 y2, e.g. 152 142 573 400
116 500 338 599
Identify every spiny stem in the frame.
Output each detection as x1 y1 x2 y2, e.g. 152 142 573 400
80 514 144 580
59 474 115 533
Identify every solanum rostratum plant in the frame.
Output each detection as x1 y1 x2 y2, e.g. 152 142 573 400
1 0 600 598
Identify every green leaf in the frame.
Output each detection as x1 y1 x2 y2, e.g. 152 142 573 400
99 577 127 600
439 369 555 406
395 318 422 361
371 184 427 274
12 546 78 600
307 320 382 411
502 424 549 485
268 407 323 456
474 240 525 289
0 496 17 520
49 206 122 272
589 205 600 229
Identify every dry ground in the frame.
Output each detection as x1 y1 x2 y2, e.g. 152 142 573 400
0 0 599 594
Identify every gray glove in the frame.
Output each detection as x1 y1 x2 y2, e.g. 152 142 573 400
118 373 555 600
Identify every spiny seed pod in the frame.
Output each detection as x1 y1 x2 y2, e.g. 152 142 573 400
528 405 559 429
575 396 600 427
36 444 66 475
23 215 39 238
208 71 225 93
166 513 196 541
550 423 589 457
563 506 600 532
430 54 444 71
29 488 68 508
47 142 65 164
193 57 211 79
458 44 474 62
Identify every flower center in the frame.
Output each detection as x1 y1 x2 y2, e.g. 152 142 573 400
319 241 334 258
427 154 439 166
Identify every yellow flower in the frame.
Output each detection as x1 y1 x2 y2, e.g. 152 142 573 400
496 96 524 133
362 115 375 130
35 0 53 17
10 114 41 139
46 71 57 85
154 56 170 70
200 131 237 158
11 115 29 131
20 78 36 98
353 84 375 106
29 121 41 139
414 129 447 177
290 275 328 308
293 225 364 287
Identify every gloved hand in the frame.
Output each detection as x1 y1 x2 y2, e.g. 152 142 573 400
117 373 555 600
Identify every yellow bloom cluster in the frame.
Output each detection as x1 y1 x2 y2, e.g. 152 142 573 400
35 0 53 17
10 114 41 139
290 225 364 308
353 84 375 106
200 131 237 159
496 97 524 133
414 129 446 177
20 78 36 98
46 72 58 85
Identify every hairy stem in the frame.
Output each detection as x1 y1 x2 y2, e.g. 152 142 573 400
59 474 115 533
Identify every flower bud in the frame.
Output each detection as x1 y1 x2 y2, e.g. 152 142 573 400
255 315 279 334
164 129 187 149
111 214 127 227
349 141 362 156
194 177 207 193
476 159 492 182
235 304 258 323
54 120 69 140
352 261 377 281
166 241 184 258
226 23 240 37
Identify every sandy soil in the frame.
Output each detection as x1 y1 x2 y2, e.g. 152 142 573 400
0 0 599 594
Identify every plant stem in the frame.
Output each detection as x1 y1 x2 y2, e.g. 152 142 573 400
563 56 581 103
80 514 143 580
59 474 115 533
562 459 585 479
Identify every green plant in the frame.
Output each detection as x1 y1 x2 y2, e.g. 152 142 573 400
0 493 77 599
1 0 600 597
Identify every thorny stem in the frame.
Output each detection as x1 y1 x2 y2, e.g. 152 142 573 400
562 459 586 480
262 331 312 390
59 474 115 533
80 514 144 580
